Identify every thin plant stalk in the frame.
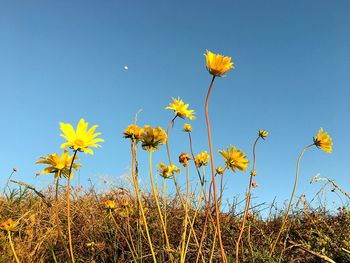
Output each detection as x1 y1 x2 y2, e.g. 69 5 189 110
55 173 60 201
8 231 20 263
163 177 167 226
3 170 15 195
148 151 173 261
269 144 314 256
180 165 190 263
67 149 78 263
235 136 260 263
130 141 157 263
205 75 226 262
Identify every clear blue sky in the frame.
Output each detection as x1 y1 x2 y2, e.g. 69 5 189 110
1 0 349 211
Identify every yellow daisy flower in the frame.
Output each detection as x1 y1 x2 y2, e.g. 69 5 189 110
60 118 104 155
36 150 81 178
219 145 249 172
194 151 210 167
313 128 333 153
166 97 195 120
183 123 192 133
216 166 225 175
158 162 181 179
123 124 144 141
104 200 116 212
0 219 18 232
140 125 167 151
205 50 234 77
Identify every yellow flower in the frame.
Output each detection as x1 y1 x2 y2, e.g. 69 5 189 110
251 170 257 176
219 145 249 172
158 162 180 179
140 125 167 151
205 50 234 77
183 123 192 133
313 128 333 153
86 242 95 247
60 118 104 155
179 152 191 167
0 219 18 232
123 124 144 141
36 150 81 178
166 97 195 120
104 200 116 212
258 130 269 139
194 151 210 167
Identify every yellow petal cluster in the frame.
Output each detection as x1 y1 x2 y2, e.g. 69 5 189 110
104 200 116 211
219 145 249 172
258 130 269 139
205 50 234 77
140 125 167 151
158 162 180 179
313 128 333 153
36 150 81 179
123 124 144 141
60 118 104 155
0 219 18 232
194 151 210 167
166 97 195 120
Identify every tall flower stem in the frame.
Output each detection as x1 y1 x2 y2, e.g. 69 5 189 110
165 116 177 165
236 136 260 263
66 149 78 263
149 151 173 261
8 231 20 263
180 165 190 263
205 75 226 262
269 144 314 256
130 141 157 263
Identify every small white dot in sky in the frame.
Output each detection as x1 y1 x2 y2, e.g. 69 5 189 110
124 66 128 70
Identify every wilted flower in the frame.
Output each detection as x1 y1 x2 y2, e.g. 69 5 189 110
216 166 225 175
219 145 249 172
120 199 130 208
183 123 192 133
252 182 259 188
104 200 116 212
36 150 81 179
166 97 195 120
123 124 144 141
205 50 234 77
258 130 269 139
179 153 191 167
140 125 167 151
60 118 104 155
313 128 333 153
158 162 180 179
194 151 210 167
247 213 254 221
0 219 18 232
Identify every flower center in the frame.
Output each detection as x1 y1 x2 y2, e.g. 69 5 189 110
74 139 85 147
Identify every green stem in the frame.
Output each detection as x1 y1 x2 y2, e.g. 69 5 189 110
8 231 20 263
269 144 314 256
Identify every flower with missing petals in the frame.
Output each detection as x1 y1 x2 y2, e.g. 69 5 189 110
140 125 167 151
158 162 181 179
123 124 144 141
219 145 249 172
205 50 234 77
313 128 333 153
179 153 191 167
166 97 195 120
258 130 269 139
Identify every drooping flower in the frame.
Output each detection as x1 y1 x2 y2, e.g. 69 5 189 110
60 118 104 155
258 130 269 139
179 153 191 167
183 123 192 133
205 50 234 77
194 151 210 167
158 162 181 179
140 125 167 151
219 145 249 172
36 150 81 178
0 219 18 232
313 128 333 153
123 124 144 141
166 97 195 120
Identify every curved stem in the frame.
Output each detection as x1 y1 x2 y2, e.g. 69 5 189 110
149 151 173 261
165 116 177 165
235 136 260 263
8 231 20 263
67 149 78 263
205 76 226 262
269 144 314 256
